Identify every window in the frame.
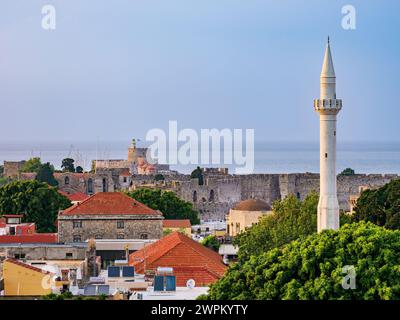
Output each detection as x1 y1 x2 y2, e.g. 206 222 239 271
209 190 215 202
123 177 127 183
296 192 301 199
117 221 124 229
66 253 73 258
65 176 70 185
334 131 336 136
73 221 82 229
73 235 81 242
140 233 148 239
193 191 197 203
87 178 93 194
102 178 107 192
117 234 124 239
325 153 328 158
14 253 26 259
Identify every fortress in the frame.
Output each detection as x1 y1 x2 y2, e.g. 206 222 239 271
133 172 399 221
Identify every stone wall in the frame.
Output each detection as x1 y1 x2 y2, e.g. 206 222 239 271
58 215 163 243
0 244 87 260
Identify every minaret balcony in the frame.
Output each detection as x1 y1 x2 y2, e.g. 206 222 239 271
314 99 342 113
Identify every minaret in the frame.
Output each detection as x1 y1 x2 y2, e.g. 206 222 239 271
314 37 343 232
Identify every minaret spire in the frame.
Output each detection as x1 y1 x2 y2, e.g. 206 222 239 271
314 38 343 232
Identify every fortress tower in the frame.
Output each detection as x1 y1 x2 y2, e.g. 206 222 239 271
314 38 343 232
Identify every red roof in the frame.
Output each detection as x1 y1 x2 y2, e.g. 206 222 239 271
163 219 191 229
129 232 226 286
0 233 57 244
5 258 52 275
61 192 161 216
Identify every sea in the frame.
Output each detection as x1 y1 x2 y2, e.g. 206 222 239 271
0 141 399 175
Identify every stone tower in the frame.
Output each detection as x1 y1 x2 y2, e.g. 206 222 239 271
314 38 343 232
127 138 137 163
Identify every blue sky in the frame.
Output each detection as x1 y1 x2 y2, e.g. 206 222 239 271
0 0 399 143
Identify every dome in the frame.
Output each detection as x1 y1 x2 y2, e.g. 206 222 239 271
233 199 271 212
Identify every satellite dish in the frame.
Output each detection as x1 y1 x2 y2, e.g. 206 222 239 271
186 279 196 289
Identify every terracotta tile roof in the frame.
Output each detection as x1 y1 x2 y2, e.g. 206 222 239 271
61 192 161 216
61 192 89 202
163 219 191 229
0 233 58 243
129 232 227 286
6 258 52 275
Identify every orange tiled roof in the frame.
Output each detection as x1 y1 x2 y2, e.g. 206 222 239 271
5 258 52 275
163 219 191 229
61 192 161 216
129 232 226 286
0 233 58 243
58 190 88 201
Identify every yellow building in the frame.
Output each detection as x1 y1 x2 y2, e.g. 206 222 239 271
163 219 192 236
226 199 272 237
3 259 54 296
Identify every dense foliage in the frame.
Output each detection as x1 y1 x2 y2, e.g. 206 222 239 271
340 168 355 176
61 158 75 173
205 222 400 300
127 188 200 224
234 193 318 260
21 157 42 173
352 179 400 229
36 162 58 186
190 166 204 185
0 180 71 232
201 235 221 252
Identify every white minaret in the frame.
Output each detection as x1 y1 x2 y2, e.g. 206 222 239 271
314 37 343 232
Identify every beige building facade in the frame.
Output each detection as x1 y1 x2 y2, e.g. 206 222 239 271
226 199 272 237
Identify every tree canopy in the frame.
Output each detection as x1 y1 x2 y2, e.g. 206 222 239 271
21 157 42 173
0 180 71 232
201 235 220 252
36 162 58 186
205 222 400 300
61 158 75 173
340 168 355 176
190 166 204 185
127 188 200 224
352 179 400 229
234 192 318 260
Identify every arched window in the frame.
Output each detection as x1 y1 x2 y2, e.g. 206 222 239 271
102 178 107 192
209 189 215 202
87 178 93 194
65 176 70 185
296 192 301 199
193 190 197 202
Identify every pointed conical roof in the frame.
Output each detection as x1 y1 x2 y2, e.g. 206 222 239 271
321 37 335 78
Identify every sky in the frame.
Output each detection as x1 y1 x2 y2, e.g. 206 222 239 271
0 0 399 143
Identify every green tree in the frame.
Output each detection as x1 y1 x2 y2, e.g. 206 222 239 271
190 166 204 185
154 173 165 181
352 179 400 229
340 168 355 176
201 235 220 252
76 166 84 173
21 157 42 173
234 192 318 260
205 222 400 300
127 188 200 224
36 162 58 187
61 158 75 173
0 180 71 232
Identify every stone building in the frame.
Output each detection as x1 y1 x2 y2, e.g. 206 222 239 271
3 161 25 179
58 192 163 243
226 199 272 237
